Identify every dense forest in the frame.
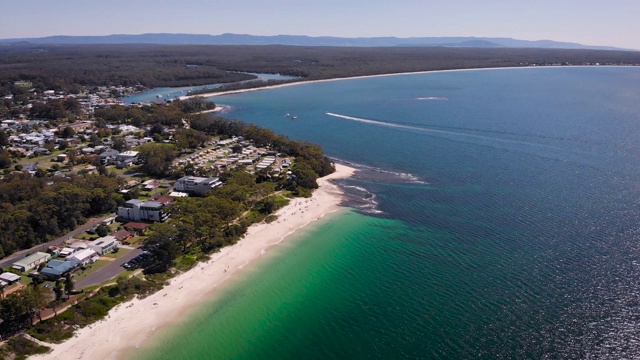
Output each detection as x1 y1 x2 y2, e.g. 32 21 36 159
1 44 640 94
0 173 123 258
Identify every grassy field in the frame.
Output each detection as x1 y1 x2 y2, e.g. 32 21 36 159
102 247 132 259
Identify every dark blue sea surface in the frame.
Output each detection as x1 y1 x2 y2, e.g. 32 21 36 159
135 67 640 359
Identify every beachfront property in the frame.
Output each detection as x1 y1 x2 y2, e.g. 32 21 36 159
117 199 169 222
40 260 78 280
174 176 222 196
67 248 100 266
87 236 120 255
11 252 52 272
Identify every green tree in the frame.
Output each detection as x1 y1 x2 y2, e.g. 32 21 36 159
89 134 101 147
112 137 127 152
95 224 109 237
64 274 74 297
53 280 64 301
137 143 178 176
60 126 76 138
0 150 11 168
0 131 8 147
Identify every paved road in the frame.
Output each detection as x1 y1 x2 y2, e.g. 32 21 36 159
75 248 143 289
0 215 113 270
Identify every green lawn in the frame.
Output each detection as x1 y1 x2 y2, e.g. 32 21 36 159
126 236 146 247
102 248 132 259
75 232 99 241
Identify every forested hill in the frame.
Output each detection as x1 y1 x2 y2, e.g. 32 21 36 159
2 45 640 91
0 33 627 51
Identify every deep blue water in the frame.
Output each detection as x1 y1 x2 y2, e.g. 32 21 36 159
137 67 640 359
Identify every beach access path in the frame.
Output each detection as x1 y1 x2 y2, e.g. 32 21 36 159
32 163 355 360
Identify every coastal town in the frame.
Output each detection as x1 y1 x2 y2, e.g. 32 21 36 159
0 78 338 358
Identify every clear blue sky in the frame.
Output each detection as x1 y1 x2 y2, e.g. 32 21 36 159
1 0 637 49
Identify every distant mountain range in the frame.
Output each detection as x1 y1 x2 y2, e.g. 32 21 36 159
0 33 628 51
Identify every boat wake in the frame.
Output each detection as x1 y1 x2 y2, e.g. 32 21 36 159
416 96 448 101
325 112 560 151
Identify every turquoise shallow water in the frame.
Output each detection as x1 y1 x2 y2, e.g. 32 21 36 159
134 67 640 359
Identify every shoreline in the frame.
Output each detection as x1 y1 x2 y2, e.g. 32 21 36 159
180 65 633 100
32 163 356 360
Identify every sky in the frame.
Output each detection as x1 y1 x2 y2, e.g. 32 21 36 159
1 0 637 49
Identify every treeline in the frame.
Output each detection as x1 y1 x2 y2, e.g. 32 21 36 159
0 44 258 93
94 97 215 127
3 44 640 94
0 173 123 258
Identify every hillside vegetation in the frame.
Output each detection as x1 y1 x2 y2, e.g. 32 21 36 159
1 44 639 92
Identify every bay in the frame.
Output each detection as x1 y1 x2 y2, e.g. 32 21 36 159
134 67 640 359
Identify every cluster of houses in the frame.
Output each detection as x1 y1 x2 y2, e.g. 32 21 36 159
172 136 293 176
7 235 121 282
1 112 153 169
4 81 140 120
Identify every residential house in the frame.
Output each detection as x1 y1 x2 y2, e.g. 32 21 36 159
117 199 169 222
87 236 120 255
142 180 160 191
12 252 51 272
67 249 99 266
112 229 133 243
40 260 78 280
115 150 139 168
99 149 119 165
59 247 78 258
123 222 151 235
174 176 222 196
0 272 21 286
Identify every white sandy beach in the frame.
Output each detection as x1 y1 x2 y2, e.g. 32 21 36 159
179 65 602 101
33 163 355 360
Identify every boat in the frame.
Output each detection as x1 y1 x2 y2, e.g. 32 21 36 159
285 113 290 117
292 116 298 119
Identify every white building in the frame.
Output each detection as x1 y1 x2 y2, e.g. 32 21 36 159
67 249 100 266
174 176 222 196
59 247 78 258
88 236 120 255
11 252 51 272
115 150 139 168
117 199 169 222
0 272 21 285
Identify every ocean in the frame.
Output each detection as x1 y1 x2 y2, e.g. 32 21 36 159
132 67 640 359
